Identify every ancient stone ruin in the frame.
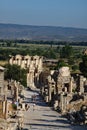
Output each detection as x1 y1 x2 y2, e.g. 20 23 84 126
9 54 43 88
40 66 87 124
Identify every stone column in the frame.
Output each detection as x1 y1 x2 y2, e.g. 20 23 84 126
69 77 73 93
27 72 33 87
48 84 52 102
18 59 21 66
38 58 42 71
36 59 38 66
57 82 62 94
54 83 56 95
14 81 18 102
41 86 44 95
2 101 5 114
21 60 25 68
63 96 67 112
32 72 35 88
80 76 84 93
9 58 13 65
4 86 7 100
16 86 18 102
28 73 30 87
11 86 14 96
5 100 8 119
60 93 64 112
27 59 30 66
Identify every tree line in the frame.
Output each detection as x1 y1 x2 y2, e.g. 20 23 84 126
0 39 87 46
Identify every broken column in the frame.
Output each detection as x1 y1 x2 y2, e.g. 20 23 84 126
79 76 85 93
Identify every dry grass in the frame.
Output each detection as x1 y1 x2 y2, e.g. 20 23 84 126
0 61 8 66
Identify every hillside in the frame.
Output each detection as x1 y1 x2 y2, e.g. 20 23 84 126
0 23 87 41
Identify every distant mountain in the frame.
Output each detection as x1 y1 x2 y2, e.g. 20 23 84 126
0 23 87 41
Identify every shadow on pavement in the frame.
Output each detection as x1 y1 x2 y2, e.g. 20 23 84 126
33 118 69 124
42 114 57 117
25 123 70 128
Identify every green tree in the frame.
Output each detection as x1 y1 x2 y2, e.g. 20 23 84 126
55 59 68 70
68 57 75 65
72 65 79 71
60 45 74 58
6 41 12 47
79 55 87 77
4 64 27 87
43 48 56 59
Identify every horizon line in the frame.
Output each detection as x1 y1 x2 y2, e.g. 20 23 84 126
0 22 87 30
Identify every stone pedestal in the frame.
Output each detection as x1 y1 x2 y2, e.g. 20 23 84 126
22 103 25 111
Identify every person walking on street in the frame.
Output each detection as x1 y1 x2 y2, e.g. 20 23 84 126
33 103 36 111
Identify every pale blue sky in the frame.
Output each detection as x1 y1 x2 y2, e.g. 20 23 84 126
0 0 87 28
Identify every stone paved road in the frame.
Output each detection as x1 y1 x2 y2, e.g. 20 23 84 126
23 88 87 130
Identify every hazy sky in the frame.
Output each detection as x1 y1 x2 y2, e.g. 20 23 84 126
0 0 87 28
